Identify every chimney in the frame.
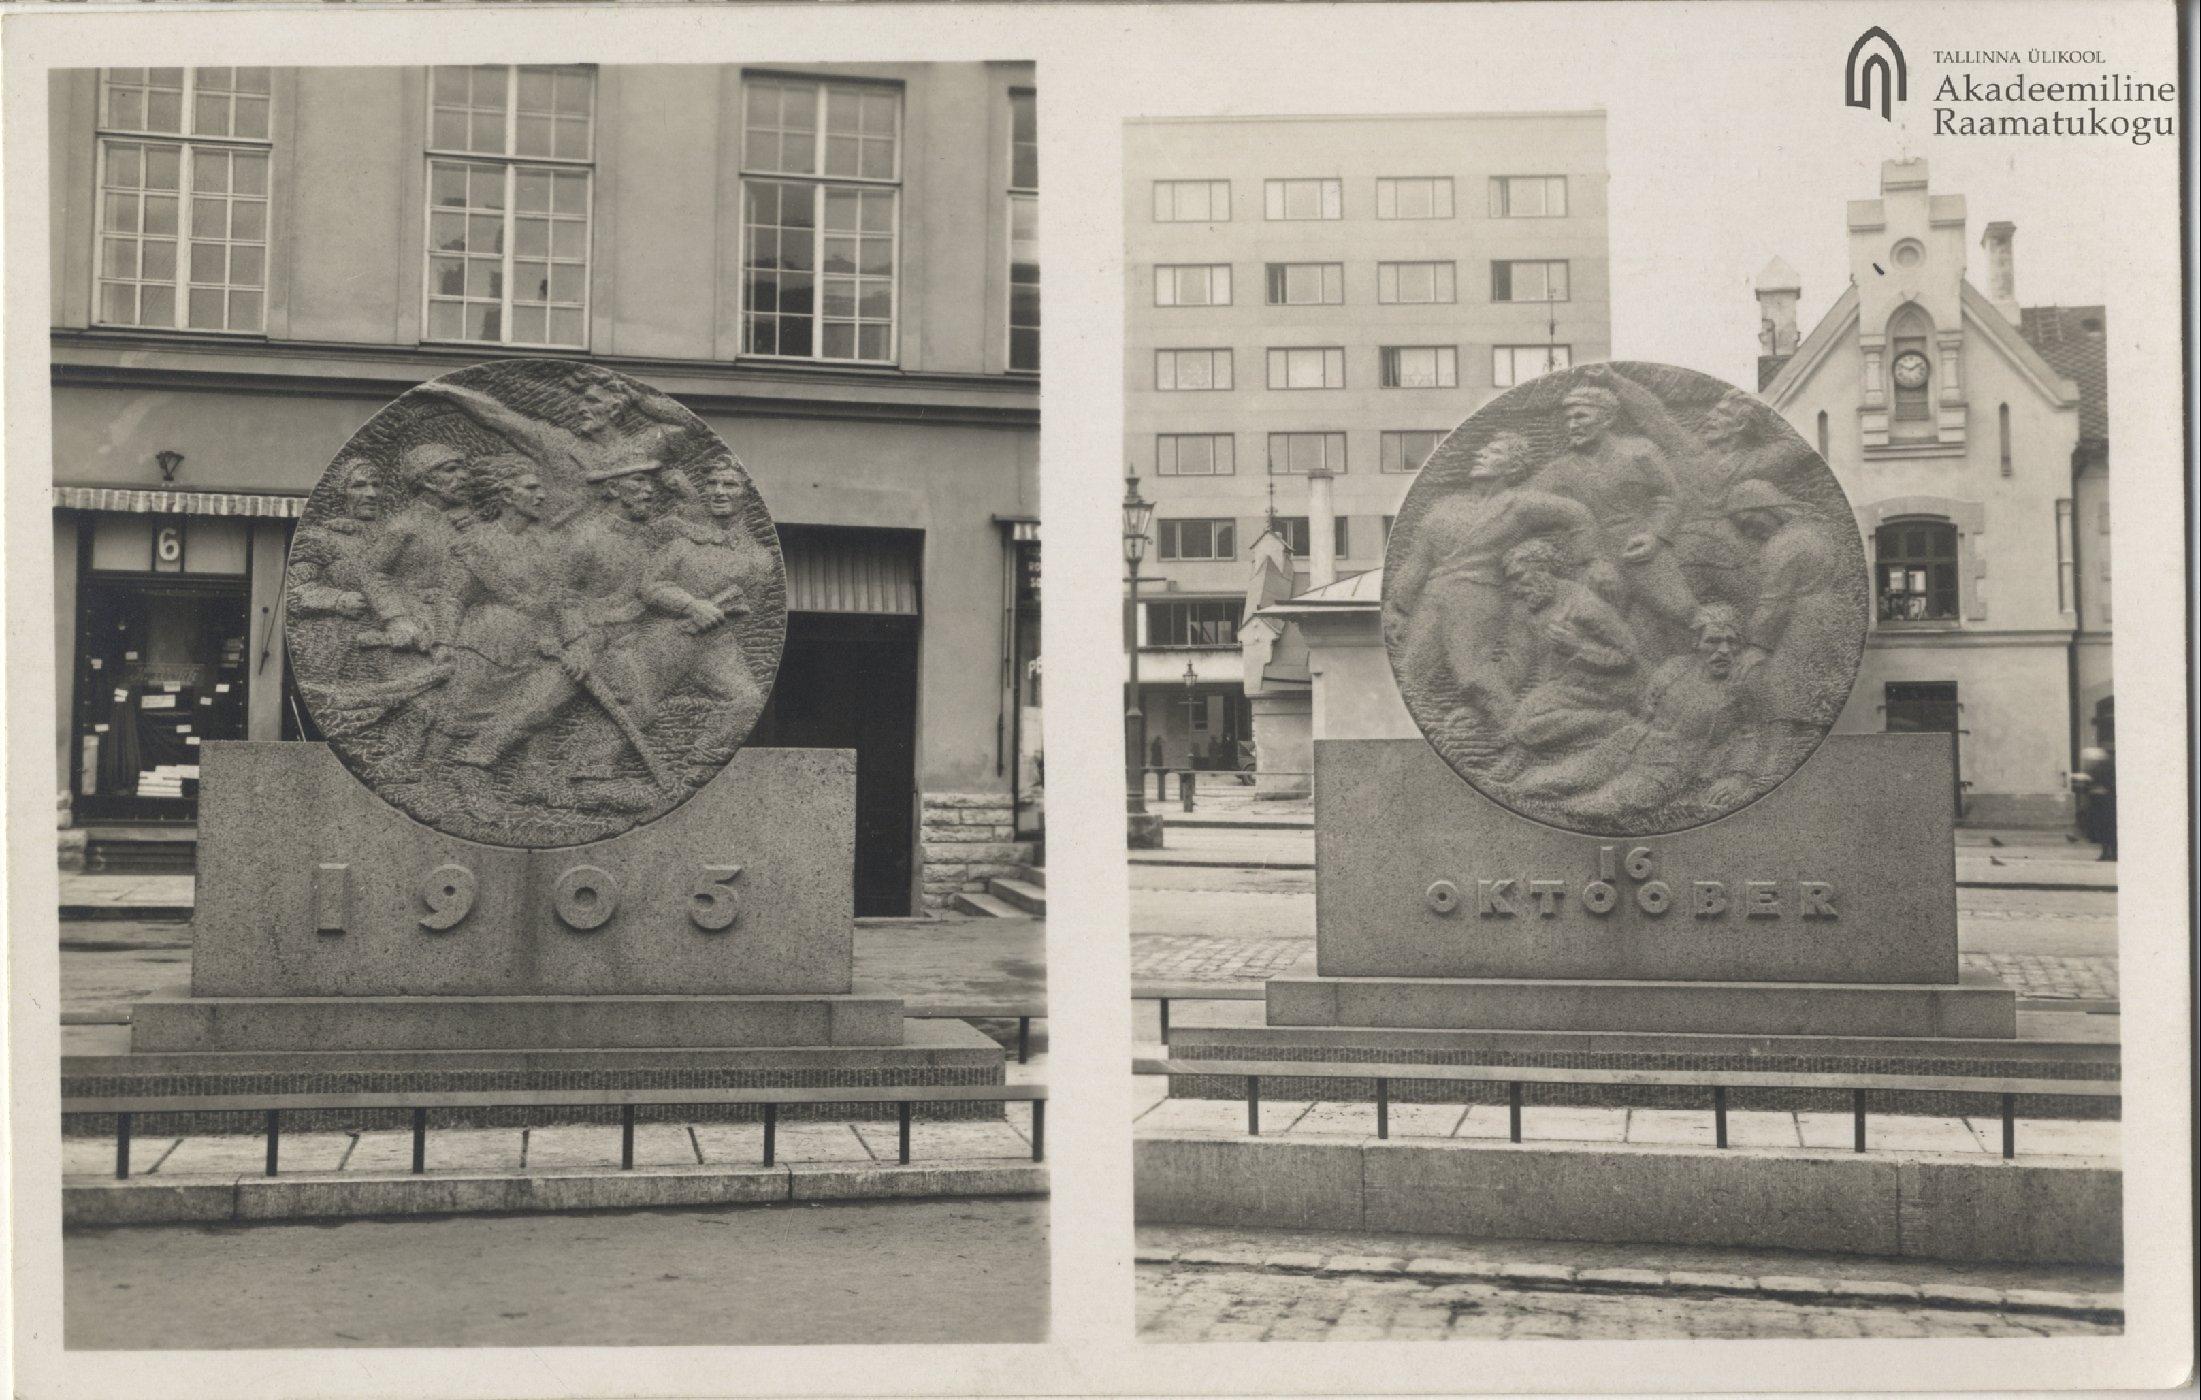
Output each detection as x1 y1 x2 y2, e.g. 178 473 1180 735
1305 466 1337 590
1755 256 1801 388
1981 221 2020 324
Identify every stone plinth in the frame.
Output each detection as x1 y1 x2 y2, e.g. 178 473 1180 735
1314 736 1957 985
193 742 855 998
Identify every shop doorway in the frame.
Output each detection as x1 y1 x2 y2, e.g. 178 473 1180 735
1884 680 1963 817
71 578 251 823
754 612 921 917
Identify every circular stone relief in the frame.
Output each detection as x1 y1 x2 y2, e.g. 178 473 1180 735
1381 361 1870 836
284 359 787 848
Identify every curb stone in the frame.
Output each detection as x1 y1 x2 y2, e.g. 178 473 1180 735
1317 1254 1403 1275
1262 1251 1327 1271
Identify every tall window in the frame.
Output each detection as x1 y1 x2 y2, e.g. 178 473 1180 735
1264 178 1341 220
1380 430 1441 472
1267 347 1345 389
1376 177 1453 219
2055 499 2076 613
1156 434 1234 477
1146 600 1240 647
1007 90 1038 372
1157 519 1236 562
740 75 900 362
1276 516 1312 557
1378 261 1455 304
1887 307 1934 428
1997 403 2012 476
96 68 272 333
1155 348 1232 391
1334 516 1352 559
427 65 595 348
1265 263 1343 305
1155 264 1231 306
1491 260 1569 302
1492 344 1571 386
1816 410 1830 459
1875 520 1958 621
1267 432 1346 475
1381 346 1457 389
1489 175 1567 217
1154 180 1229 222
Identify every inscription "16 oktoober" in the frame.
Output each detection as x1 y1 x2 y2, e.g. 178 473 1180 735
1423 846 1836 921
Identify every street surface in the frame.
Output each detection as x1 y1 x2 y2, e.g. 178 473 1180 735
68 1197 1048 1348
1137 1225 2121 1342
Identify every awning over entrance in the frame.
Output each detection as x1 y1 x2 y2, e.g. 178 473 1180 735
55 487 306 518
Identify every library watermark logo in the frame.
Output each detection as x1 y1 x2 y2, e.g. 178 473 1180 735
1845 27 1909 121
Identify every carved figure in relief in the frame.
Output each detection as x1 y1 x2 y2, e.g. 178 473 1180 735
289 459 385 620
1382 362 1870 836
357 441 472 655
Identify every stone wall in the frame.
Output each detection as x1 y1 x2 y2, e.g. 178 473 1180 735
919 792 1036 911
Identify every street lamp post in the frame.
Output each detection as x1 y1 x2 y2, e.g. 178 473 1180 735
1123 472 1154 814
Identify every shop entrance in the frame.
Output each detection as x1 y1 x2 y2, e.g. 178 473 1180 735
71 578 251 823
1884 680 1963 817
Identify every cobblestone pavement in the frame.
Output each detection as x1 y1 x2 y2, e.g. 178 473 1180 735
1961 951 2118 1000
1136 1226 2121 1342
1135 933 1314 985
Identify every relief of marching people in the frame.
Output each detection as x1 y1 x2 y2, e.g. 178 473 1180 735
285 363 787 847
1385 362 1869 836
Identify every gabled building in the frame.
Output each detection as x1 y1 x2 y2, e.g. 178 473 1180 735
1757 159 2108 824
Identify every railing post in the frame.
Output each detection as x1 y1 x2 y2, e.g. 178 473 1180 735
265 1108 281 1177
1158 998 1170 1048
1155 767 1166 802
1016 1017 1031 1065
1508 1082 1523 1143
1852 1087 1867 1153
763 1103 777 1166
1181 770 1195 813
1030 1099 1045 1161
2001 1092 2016 1159
1713 1086 1727 1149
898 1100 912 1164
116 1112 132 1181
620 1103 636 1170
411 1107 427 1174
1375 1078 1389 1140
1247 1076 1261 1136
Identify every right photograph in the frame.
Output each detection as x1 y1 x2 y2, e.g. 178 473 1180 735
1124 112 2121 1342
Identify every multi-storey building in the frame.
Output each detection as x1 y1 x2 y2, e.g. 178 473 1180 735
1757 159 2109 824
48 62 1041 914
1121 111 1610 772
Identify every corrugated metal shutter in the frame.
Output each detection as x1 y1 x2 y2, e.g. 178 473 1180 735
55 487 305 518
780 526 921 616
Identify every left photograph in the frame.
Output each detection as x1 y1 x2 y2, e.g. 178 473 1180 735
49 60 1047 1349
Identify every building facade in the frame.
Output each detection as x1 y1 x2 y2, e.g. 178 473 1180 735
1121 112 1610 774
1758 159 2109 824
49 62 1041 914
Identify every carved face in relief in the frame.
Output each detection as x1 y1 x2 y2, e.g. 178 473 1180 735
284 360 789 849
1382 362 1870 836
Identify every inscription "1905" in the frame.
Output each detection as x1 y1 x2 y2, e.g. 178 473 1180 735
1424 845 1836 922
311 861 745 936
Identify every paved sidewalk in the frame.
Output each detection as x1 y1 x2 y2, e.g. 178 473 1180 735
58 872 195 916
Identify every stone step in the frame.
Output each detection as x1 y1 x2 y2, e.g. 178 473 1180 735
1013 864 1046 889
987 877 1046 917
948 890 1023 919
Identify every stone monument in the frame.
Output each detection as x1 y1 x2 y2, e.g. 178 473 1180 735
1168 363 2083 1107
86 362 1002 1120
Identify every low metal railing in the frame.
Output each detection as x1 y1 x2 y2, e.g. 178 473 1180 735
908 1005 1045 1064
1139 1057 2118 1161
68 1084 1047 1181
1130 767 1307 810
1133 987 1264 1048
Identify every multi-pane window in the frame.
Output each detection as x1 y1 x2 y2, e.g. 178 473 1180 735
1276 516 1312 557
1493 344 1572 386
426 65 595 348
1377 261 1455 305
1376 177 1454 219
1264 178 1341 220
1380 430 1442 472
1156 434 1235 477
1267 347 1345 389
2054 499 2075 613
1146 600 1241 648
96 68 272 333
1156 348 1233 391
1381 346 1457 389
740 76 901 362
1007 90 1038 372
1490 175 1568 217
1875 521 1959 621
1492 260 1569 302
1155 264 1232 306
1155 179 1230 222
1265 263 1344 306
1267 432 1346 475
1158 519 1236 561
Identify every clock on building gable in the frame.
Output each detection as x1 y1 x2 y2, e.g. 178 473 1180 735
1892 349 1932 390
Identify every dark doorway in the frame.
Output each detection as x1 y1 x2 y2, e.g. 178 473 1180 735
1885 680 1963 816
754 612 921 917
72 578 252 823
